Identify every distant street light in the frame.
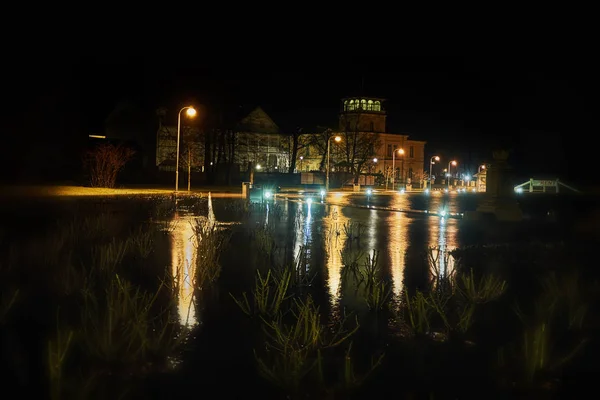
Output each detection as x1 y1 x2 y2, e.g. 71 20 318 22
392 148 405 191
175 106 197 192
429 155 440 189
447 160 457 190
326 135 342 191
256 164 262 170
299 156 303 172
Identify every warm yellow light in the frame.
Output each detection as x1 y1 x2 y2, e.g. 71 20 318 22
481 164 486 169
334 136 342 142
451 160 457 166
398 148 405 155
434 156 440 161
186 107 197 117
373 158 378 163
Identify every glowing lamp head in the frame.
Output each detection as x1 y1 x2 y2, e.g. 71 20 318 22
306 198 313 205
481 165 486 169
320 190 326 196
434 156 440 161
334 136 342 142
366 189 372 195
300 156 303 160
186 107 197 117
451 160 457 166
255 164 261 170
373 158 378 163
264 191 272 198
398 148 405 155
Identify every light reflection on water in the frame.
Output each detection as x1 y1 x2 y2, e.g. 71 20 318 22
387 211 408 297
428 214 459 278
323 205 349 307
169 212 199 327
166 195 463 326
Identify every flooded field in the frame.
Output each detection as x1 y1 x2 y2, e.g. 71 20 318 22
0 192 598 399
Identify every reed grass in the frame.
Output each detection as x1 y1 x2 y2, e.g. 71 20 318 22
255 296 359 393
48 310 73 400
403 291 433 335
230 269 292 317
457 269 507 304
193 218 231 289
365 281 392 312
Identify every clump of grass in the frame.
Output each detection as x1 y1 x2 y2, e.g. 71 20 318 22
457 269 507 304
80 274 179 366
192 218 231 289
129 226 154 259
403 291 433 336
255 295 359 395
48 310 74 400
254 223 277 258
502 271 591 385
230 269 292 317
365 281 392 312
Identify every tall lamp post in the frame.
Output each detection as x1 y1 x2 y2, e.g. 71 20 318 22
447 160 457 190
325 135 342 191
175 106 197 192
299 156 304 172
477 164 486 192
392 148 405 191
429 155 440 189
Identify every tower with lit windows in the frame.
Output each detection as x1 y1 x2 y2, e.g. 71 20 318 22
339 97 386 133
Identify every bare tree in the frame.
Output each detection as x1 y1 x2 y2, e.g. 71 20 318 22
84 143 135 188
341 113 381 184
287 127 311 173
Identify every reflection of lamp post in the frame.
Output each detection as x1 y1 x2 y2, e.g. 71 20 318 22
429 155 440 188
325 135 342 191
447 160 457 190
175 106 197 192
392 148 405 191
299 156 303 172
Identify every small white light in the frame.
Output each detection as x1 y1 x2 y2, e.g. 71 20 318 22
264 191 272 198
400 189 405 194
367 189 372 195
439 209 446 217
306 198 313 204
320 190 326 196
424 189 430 194
515 187 523 193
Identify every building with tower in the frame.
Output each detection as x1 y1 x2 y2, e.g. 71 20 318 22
299 97 426 185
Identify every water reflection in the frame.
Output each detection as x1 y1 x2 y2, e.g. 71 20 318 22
387 211 408 297
323 205 349 307
428 214 459 278
170 212 199 327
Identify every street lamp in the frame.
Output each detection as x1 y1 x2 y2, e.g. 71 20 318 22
326 135 342 191
299 156 303 172
429 156 440 189
175 106 197 192
392 148 405 191
447 160 457 190
478 164 486 174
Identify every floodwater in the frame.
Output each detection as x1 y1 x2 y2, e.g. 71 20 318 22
1 190 597 397
166 191 588 327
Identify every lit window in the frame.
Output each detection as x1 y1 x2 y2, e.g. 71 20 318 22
374 101 381 111
361 99 367 109
367 99 373 110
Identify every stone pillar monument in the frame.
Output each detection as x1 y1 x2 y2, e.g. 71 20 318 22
465 150 523 222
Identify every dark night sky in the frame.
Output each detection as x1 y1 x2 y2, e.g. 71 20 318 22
3 55 598 184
